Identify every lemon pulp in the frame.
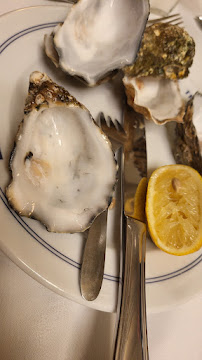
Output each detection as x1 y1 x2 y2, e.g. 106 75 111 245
146 165 202 255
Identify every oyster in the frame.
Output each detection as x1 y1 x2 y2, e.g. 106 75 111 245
44 24 60 68
124 23 195 80
44 0 149 86
122 23 195 124
123 75 185 125
173 92 202 175
6 71 117 233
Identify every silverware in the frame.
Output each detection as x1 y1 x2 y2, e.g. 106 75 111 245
113 105 148 360
47 1 183 27
80 209 108 301
195 16 202 28
98 113 128 152
47 0 77 3
147 13 183 26
80 113 126 301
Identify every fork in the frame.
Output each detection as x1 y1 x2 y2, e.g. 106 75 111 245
47 0 77 3
99 113 148 359
98 112 127 150
80 113 126 301
47 1 183 27
147 13 183 26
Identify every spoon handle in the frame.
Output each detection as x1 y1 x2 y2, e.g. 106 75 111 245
80 210 108 301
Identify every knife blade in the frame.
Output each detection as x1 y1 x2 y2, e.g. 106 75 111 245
114 104 149 360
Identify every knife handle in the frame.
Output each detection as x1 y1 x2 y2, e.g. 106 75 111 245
114 216 149 360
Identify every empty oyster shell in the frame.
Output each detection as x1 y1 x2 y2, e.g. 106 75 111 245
6 71 117 233
124 23 195 80
44 24 60 68
173 92 202 175
44 0 149 86
123 75 185 125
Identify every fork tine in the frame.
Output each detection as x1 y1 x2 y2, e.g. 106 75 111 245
107 116 117 130
172 20 184 26
98 112 126 134
147 13 180 24
147 13 183 26
97 112 127 148
98 112 107 128
162 17 182 24
114 118 124 132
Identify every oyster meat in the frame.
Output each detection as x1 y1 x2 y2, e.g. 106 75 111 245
44 0 149 86
6 71 117 233
173 92 202 175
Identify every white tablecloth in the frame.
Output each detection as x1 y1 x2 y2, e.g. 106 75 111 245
0 1 202 359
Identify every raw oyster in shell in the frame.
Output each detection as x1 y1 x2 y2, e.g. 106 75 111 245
173 92 202 175
44 0 149 86
123 75 185 125
124 23 195 80
6 71 117 233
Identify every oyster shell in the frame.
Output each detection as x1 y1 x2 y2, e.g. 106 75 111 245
173 92 202 175
6 71 117 233
44 0 149 86
124 23 195 80
123 75 185 125
44 24 60 68
122 23 195 125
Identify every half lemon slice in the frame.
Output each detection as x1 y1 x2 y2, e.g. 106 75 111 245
146 165 202 255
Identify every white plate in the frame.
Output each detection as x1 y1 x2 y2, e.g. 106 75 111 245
0 5 201 313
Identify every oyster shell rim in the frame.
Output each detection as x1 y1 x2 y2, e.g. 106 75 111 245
173 91 202 175
123 75 186 125
6 71 118 233
44 0 150 86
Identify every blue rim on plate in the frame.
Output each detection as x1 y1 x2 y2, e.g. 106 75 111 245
0 21 201 287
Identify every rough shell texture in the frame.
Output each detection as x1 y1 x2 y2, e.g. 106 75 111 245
24 71 82 113
173 92 202 175
124 23 195 80
6 71 117 233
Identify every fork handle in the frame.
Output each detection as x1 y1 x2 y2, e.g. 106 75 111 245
114 216 148 360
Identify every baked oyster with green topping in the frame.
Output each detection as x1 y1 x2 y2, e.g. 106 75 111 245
123 23 195 125
124 22 195 80
6 71 117 233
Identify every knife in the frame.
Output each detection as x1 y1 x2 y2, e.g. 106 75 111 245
113 104 149 360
